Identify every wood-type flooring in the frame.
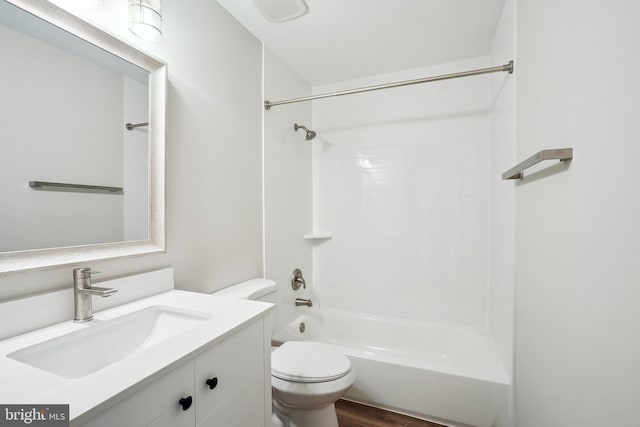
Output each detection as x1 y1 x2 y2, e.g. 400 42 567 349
335 400 446 427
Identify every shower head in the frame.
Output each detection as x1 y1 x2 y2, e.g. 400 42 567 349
294 123 316 141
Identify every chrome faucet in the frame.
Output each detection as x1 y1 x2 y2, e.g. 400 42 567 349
73 268 117 322
291 268 306 290
295 298 313 307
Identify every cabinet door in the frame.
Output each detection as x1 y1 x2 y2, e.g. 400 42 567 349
194 320 264 424
230 395 265 427
196 381 263 427
79 361 195 427
147 398 194 427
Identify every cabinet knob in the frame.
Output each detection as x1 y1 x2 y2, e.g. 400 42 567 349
178 396 193 411
206 377 218 390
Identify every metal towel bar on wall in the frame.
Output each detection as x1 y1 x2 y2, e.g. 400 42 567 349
502 148 573 180
29 181 123 193
125 122 148 130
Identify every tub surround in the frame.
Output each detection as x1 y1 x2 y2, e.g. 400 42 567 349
0 268 274 425
311 56 492 329
263 46 314 335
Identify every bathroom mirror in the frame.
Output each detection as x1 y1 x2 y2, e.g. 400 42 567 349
0 0 166 274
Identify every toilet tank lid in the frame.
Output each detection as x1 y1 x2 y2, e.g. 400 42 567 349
213 278 276 300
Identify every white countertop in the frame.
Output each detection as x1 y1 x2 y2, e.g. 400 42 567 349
0 289 273 425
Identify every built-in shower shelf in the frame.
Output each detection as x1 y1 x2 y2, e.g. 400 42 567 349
303 234 332 240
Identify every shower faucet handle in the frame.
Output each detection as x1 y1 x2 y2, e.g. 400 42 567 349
291 268 306 290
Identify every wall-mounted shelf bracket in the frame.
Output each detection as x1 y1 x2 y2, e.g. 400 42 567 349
502 148 573 180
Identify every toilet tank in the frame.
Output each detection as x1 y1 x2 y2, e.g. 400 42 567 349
214 278 277 303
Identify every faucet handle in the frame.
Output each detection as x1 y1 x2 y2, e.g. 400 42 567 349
291 268 306 290
73 268 101 278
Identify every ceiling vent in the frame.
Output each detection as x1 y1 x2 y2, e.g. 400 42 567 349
252 0 308 23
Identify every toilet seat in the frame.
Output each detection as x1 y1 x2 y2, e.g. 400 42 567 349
272 341 351 383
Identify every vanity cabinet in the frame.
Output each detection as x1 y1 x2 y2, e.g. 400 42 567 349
80 360 195 427
78 319 268 427
194 318 263 426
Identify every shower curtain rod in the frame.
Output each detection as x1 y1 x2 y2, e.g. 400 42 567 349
264 61 514 110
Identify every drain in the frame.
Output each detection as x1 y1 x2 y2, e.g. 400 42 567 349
299 322 306 333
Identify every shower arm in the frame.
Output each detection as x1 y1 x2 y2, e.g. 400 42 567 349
294 123 316 140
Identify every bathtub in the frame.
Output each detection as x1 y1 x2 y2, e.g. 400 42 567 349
272 308 508 427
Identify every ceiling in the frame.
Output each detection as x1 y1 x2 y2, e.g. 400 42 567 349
215 0 507 85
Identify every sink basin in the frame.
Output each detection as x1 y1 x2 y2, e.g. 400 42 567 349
8 305 211 378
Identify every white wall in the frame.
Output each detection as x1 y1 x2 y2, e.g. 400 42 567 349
515 0 640 425
263 47 313 332
0 0 263 301
488 0 516 425
123 77 150 242
312 57 491 327
0 23 124 252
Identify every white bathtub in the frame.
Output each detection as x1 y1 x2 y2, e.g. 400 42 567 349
272 308 508 427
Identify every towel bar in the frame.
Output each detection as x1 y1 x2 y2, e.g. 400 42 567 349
502 148 573 180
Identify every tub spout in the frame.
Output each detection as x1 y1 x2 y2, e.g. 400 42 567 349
295 298 313 307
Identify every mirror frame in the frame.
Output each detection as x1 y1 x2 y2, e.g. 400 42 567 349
0 0 166 274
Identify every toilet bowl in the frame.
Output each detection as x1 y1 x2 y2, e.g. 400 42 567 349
271 341 356 427
213 278 355 427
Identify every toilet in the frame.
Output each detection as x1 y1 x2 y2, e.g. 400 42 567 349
214 278 356 427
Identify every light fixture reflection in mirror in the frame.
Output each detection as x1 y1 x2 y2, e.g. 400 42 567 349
128 0 162 42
